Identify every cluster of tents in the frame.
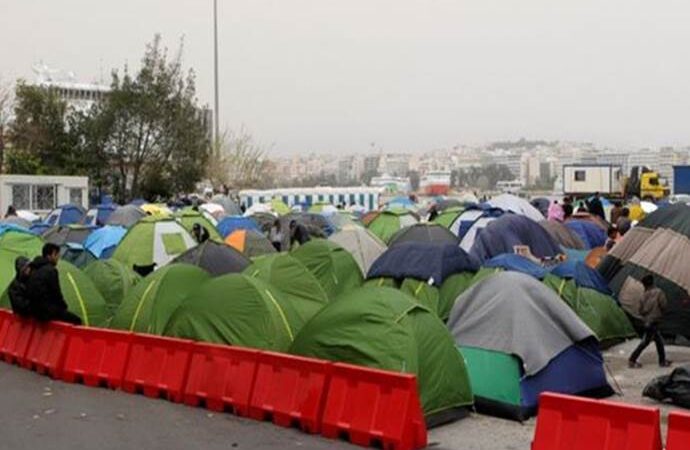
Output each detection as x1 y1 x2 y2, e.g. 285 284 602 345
2 192 686 425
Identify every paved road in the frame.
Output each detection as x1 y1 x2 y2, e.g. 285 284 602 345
0 363 354 450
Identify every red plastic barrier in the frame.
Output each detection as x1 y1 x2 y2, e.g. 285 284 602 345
122 334 194 402
667 410 690 450
62 327 132 388
532 392 662 450
321 363 427 450
248 352 331 434
23 321 72 377
0 314 35 365
183 343 260 416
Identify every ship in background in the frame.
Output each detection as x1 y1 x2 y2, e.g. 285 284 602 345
420 170 451 195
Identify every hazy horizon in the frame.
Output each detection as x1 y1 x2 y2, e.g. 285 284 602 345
2 0 690 155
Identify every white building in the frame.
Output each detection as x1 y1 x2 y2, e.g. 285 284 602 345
32 63 110 112
239 186 384 211
0 174 89 214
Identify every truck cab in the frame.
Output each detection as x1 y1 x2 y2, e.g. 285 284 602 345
625 166 669 201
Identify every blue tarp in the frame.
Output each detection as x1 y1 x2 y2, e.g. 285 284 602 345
550 260 612 295
470 215 562 263
484 254 548 280
565 220 606 249
83 225 127 259
367 242 479 285
216 216 260 238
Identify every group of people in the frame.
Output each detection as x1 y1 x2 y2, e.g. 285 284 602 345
8 243 81 325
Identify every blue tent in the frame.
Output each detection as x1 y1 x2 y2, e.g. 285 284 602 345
550 260 612 295
83 225 127 259
84 204 118 227
470 215 562 263
367 242 479 285
45 204 86 226
484 254 548 280
29 223 51 236
384 196 415 209
216 216 260 238
565 220 606 249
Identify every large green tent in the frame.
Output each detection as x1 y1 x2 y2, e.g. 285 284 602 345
365 277 441 316
438 272 476 321
0 261 108 327
244 253 329 334
0 228 43 294
432 206 464 229
84 259 141 315
164 274 296 352
365 208 419 244
109 264 210 334
112 216 197 270
289 286 473 422
542 273 635 345
291 239 363 301
174 209 222 242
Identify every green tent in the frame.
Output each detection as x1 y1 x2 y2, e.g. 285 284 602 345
244 253 329 334
433 206 464 229
291 239 363 301
438 272 476 321
164 274 296 351
543 273 635 345
109 264 210 334
290 286 473 421
174 209 222 242
84 259 141 315
270 198 291 215
365 277 441 316
112 216 197 270
0 229 43 294
366 208 419 244
0 261 108 327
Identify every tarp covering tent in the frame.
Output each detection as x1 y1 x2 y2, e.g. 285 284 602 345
110 264 211 334
164 274 297 351
173 209 222 242
216 216 260 238
539 220 587 250
83 225 127 259
112 216 197 271
106 205 146 228
366 208 419 244
84 204 117 227
328 224 386 274
542 273 635 346
551 260 611 295
45 204 86 226
1 261 108 327
484 254 548 280
291 239 363 301
469 215 562 263
566 219 607 249
84 259 141 315
486 194 544 222
225 229 276 258
244 253 329 334
599 203 690 337
432 206 463 229
172 240 251 276
43 225 95 246
569 212 608 231
290 286 473 422
448 271 612 420
388 223 460 247
210 194 242 216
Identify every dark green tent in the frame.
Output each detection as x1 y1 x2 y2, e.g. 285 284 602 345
364 277 441 315
84 259 141 315
290 286 473 423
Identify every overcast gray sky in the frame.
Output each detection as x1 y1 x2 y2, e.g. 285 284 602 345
1 0 689 154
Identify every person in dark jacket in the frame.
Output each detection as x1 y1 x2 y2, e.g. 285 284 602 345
192 223 210 244
289 220 311 248
629 275 671 368
587 192 606 221
8 256 32 317
26 243 81 325
616 207 632 236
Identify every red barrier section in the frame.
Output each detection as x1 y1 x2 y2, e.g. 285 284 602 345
248 352 331 434
23 321 72 377
183 343 259 416
122 334 194 402
667 410 690 450
321 363 427 450
0 314 35 365
62 327 132 388
532 392 662 450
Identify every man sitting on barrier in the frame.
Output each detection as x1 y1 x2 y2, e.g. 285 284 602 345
26 243 82 325
629 274 671 369
8 256 32 317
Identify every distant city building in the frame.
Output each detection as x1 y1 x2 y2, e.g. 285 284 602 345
32 63 110 112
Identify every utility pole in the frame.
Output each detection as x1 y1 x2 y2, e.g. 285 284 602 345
213 0 220 145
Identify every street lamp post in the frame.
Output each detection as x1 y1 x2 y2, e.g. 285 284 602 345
213 0 220 145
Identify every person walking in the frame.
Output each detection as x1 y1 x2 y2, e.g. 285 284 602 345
26 243 82 325
629 275 672 368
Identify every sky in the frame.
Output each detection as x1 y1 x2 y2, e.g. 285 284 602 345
1 0 690 155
